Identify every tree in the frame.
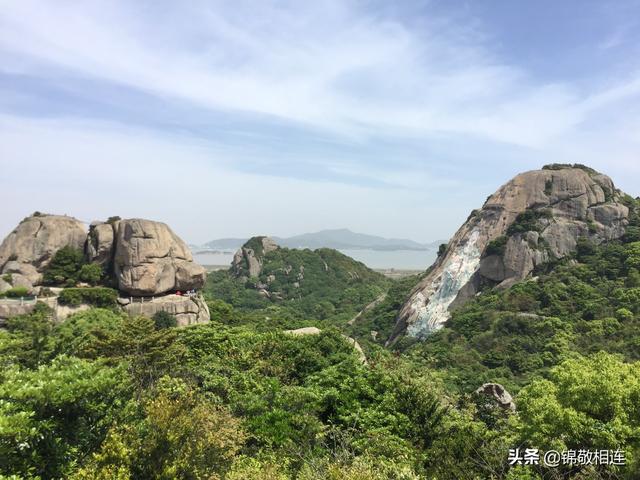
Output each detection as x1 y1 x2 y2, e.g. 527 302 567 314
514 352 640 478
89 315 186 389
0 356 130 479
74 377 246 480
78 263 103 286
43 245 85 286
153 310 177 329
2 302 55 368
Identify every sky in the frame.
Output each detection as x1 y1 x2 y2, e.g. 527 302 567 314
1 0 639 245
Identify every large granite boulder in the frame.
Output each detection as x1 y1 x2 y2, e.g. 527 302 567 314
113 219 206 296
389 165 631 344
475 383 516 412
0 214 87 286
231 236 279 278
121 294 210 326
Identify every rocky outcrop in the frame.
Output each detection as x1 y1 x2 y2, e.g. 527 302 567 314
0 214 87 290
474 383 516 412
113 219 206 296
389 165 630 343
231 236 279 279
121 294 210 327
87 221 116 267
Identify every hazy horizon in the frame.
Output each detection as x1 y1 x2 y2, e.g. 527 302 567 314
2 1 639 245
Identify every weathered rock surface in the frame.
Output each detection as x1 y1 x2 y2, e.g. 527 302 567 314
87 222 116 267
0 214 86 285
389 166 630 343
475 383 516 412
122 294 210 326
231 236 279 278
113 219 206 295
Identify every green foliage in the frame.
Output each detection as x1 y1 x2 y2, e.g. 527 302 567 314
74 377 246 480
42 245 86 286
2 286 29 298
153 310 177 329
542 163 598 174
438 243 447 257
58 287 118 307
1 303 56 368
0 356 130 479
207 298 235 322
409 239 640 392
204 246 389 329
53 308 126 358
514 353 640 478
78 262 104 285
484 235 508 257
506 209 552 236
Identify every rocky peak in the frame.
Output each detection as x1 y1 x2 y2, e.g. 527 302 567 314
231 236 279 278
388 165 630 344
0 213 87 290
113 219 206 296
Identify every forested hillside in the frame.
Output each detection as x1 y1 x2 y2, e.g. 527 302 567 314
1 190 639 479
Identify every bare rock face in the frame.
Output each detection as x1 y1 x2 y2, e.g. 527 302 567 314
113 219 206 296
231 236 279 279
388 165 630 344
87 222 116 267
475 383 516 412
122 294 210 326
0 214 87 287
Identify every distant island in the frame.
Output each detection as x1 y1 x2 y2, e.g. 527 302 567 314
195 228 443 252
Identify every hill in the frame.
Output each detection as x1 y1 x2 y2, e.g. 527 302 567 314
201 228 438 252
203 236 390 329
390 164 634 344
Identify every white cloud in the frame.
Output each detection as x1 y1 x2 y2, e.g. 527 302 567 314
0 0 639 247
1 0 638 148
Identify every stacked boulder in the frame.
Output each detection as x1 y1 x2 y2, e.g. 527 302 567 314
0 213 209 325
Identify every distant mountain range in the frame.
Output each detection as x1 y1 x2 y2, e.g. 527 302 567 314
195 229 442 252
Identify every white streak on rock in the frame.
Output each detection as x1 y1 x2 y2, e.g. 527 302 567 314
407 230 481 337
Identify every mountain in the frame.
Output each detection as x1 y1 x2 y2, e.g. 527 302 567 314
205 236 389 323
387 163 635 345
201 228 438 252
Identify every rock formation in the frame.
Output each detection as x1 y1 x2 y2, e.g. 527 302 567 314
113 219 206 296
120 294 210 326
87 221 116 267
0 214 87 291
0 213 209 326
231 236 279 279
474 383 516 412
388 165 630 344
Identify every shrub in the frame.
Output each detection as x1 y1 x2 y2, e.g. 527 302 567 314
153 311 177 329
78 263 103 286
484 236 508 257
58 288 118 308
43 246 85 286
4 286 30 298
506 210 552 236
616 308 634 321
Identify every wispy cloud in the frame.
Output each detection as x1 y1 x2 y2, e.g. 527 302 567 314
0 0 639 242
2 0 638 146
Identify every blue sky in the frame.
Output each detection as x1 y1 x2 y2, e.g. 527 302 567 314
1 0 639 245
